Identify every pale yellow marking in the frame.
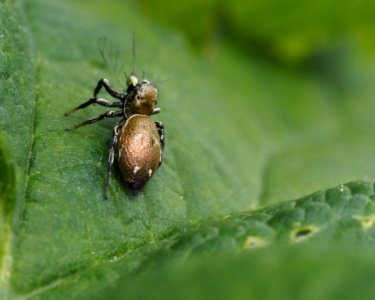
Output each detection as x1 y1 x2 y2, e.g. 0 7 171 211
133 166 141 174
243 236 267 249
129 75 138 86
148 169 153 177
354 215 375 230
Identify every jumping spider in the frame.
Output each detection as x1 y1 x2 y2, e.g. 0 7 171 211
65 74 164 198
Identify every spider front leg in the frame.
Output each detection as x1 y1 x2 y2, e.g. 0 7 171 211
94 78 125 100
104 122 122 199
64 97 122 116
65 111 123 131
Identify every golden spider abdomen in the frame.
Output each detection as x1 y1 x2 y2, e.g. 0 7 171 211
117 114 162 195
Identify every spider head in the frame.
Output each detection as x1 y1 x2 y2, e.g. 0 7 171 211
125 76 158 116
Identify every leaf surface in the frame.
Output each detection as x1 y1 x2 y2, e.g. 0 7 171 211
1 0 375 298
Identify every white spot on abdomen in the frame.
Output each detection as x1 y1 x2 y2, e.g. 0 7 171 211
133 166 141 174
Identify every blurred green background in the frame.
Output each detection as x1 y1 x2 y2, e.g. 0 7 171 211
1 0 375 299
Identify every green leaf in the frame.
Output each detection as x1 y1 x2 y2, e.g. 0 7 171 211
96 246 375 300
20 181 375 299
140 0 375 62
0 133 16 299
1 0 375 299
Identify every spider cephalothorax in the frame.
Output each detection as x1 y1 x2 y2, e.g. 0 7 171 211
124 76 158 117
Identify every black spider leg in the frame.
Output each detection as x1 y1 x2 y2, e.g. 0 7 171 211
64 98 122 116
155 121 165 160
65 111 123 131
94 78 125 100
104 120 124 199
155 122 164 167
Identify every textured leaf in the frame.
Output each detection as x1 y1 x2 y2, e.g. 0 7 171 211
1 0 375 299
97 246 375 300
22 180 375 299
